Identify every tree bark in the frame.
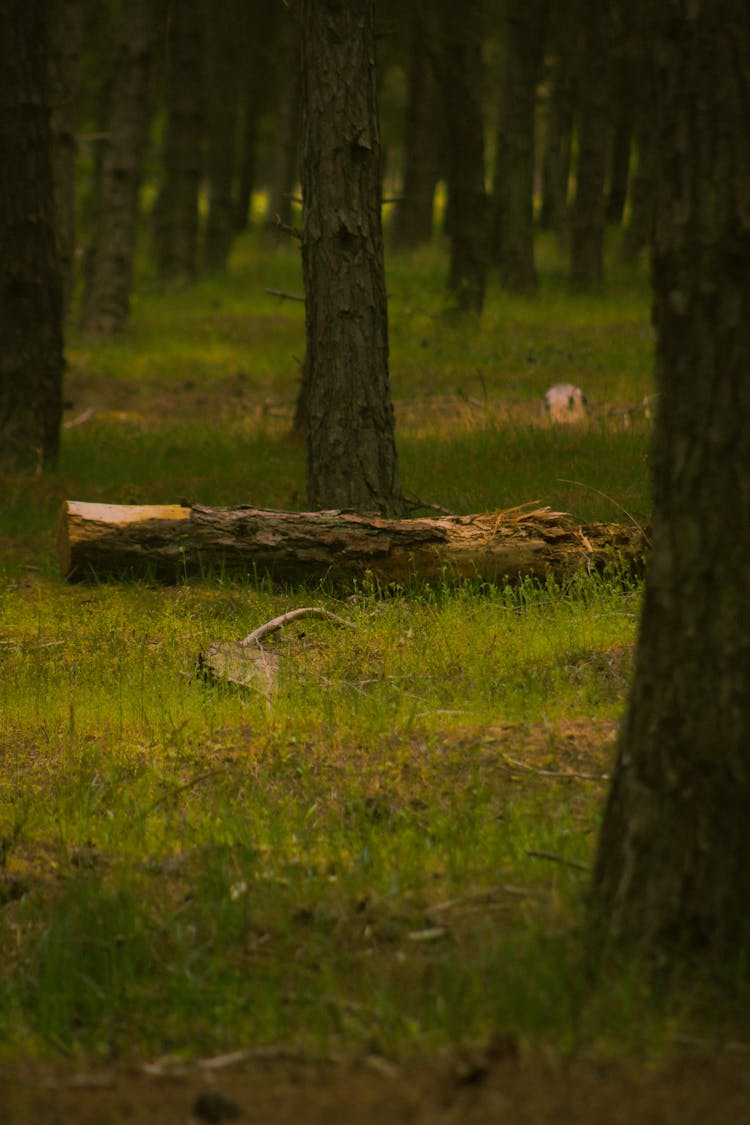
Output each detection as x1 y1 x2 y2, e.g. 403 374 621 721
202 0 245 272
591 0 750 957
48 0 83 315
0 0 64 470
300 0 403 515
538 13 576 235
57 501 646 586
490 0 549 293
80 0 156 335
234 1 277 233
438 0 487 316
391 2 441 250
570 0 612 290
619 2 657 264
153 0 204 282
263 0 302 245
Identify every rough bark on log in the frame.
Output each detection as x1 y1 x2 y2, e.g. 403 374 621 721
57 501 646 585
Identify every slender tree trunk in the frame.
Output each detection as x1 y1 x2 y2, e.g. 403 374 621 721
0 0 63 470
391 3 441 250
153 0 204 282
203 0 245 272
264 0 302 244
619 5 657 264
234 4 277 234
604 0 636 228
301 0 402 515
570 0 612 290
81 0 156 334
490 0 549 292
48 0 83 316
439 0 487 316
539 15 576 235
592 0 750 956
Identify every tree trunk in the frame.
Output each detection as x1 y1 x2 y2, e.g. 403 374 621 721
570 0 612 290
153 0 204 283
80 0 156 335
234 3 277 233
57 501 646 586
0 0 64 470
391 3 441 250
48 0 83 316
439 0 487 316
619 4 657 265
490 0 549 293
202 0 245 272
538 14 576 235
263 0 302 245
300 0 403 515
591 0 750 957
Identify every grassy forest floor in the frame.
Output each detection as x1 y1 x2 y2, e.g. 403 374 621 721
2 232 749 1121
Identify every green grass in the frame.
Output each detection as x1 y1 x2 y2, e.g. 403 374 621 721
3 228 744 1065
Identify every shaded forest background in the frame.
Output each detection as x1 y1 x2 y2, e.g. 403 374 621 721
57 0 650 336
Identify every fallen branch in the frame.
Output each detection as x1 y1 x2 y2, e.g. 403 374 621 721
200 606 355 691
57 501 646 587
525 849 591 873
242 606 356 647
502 754 608 782
265 287 305 303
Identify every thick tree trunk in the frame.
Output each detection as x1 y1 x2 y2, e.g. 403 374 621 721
490 0 549 293
57 501 645 586
301 0 402 515
439 0 487 316
80 0 155 335
391 4 441 250
153 0 204 282
592 0 750 956
570 0 612 290
0 0 64 470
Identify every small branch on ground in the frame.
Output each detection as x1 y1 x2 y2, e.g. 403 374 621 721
502 754 608 782
525 849 591 873
266 287 305 303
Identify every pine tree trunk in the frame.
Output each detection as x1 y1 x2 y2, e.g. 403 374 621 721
570 0 612 290
439 0 487 316
264 0 302 245
619 6 657 265
0 0 63 469
592 0 750 956
80 0 155 335
490 0 549 293
539 15 576 235
48 0 83 315
203 1 245 272
153 0 203 283
301 0 402 515
391 4 441 250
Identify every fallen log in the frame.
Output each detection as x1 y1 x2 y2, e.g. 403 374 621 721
57 500 647 586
